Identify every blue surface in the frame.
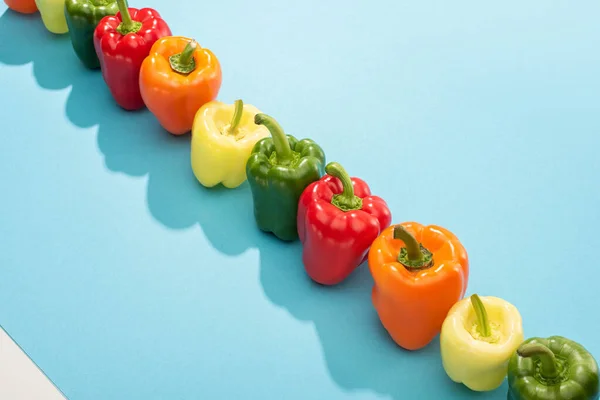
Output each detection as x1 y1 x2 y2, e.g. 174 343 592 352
1 1 599 399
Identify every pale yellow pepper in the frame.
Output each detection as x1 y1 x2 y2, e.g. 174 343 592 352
440 294 524 392
191 99 270 189
35 0 69 34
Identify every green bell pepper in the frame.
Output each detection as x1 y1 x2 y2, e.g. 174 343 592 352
508 336 599 400
64 0 118 69
246 113 326 241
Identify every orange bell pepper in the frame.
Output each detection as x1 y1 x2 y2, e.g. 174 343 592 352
5 0 38 14
139 36 222 135
368 222 469 351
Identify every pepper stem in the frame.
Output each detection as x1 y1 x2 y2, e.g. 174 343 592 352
116 0 141 35
325 162 363 211
393 225 434 269
228 100 244 134
470 294 491 337
254 114 293 164
169 40 197 74
517 343 560 378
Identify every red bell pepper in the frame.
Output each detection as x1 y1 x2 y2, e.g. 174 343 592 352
297 161 392 285
93 0 171 111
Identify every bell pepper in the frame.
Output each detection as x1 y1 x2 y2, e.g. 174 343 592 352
440 294 524 391
507 336 599 400
297 162 392 285
140 36 222 135
4 0 37 13
93 0 171 111
246 113 326 241
368 222 469 350
65 0 118 69
190 99 270 189
35 0 68 34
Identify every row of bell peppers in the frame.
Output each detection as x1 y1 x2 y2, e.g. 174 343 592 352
5 1 600 399
232 108 599 399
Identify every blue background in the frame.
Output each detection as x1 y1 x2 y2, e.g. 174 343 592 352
1 1 599 399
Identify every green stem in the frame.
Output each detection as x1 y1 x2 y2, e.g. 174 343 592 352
325 162 363 211
393 225 434 269
517 343 560 378
470 294 491 337
168 40 197 74
254 114 293 164
228 100 244 134
116 0 141 35
179 41 196 65
116 0 132 25
393 226 424 262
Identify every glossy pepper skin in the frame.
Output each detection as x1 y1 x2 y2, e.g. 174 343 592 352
35 0 68 34
191 99 270 188
93 0 171 111
507 336 599 400
297 162 392 285
5 0 38 14
65 0 118 69
440 294 524 391
368 222 469 350
140 36 222 135
246 114 326 241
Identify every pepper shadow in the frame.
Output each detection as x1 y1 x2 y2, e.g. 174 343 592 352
142 140 258 256
149 175 258 256
64 57 115 130
0 9 75 91
0 7 114 130
74 93 257 256
257 242 509 399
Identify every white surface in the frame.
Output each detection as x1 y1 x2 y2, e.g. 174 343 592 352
0 327 65 400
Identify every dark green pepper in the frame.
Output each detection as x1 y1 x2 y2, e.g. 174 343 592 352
246 113 325 241
64 0 118 69
508 336 599 400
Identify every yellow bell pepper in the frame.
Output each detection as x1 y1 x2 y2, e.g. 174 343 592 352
440 294 524 392
191 99 270 189
35 0 69 34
